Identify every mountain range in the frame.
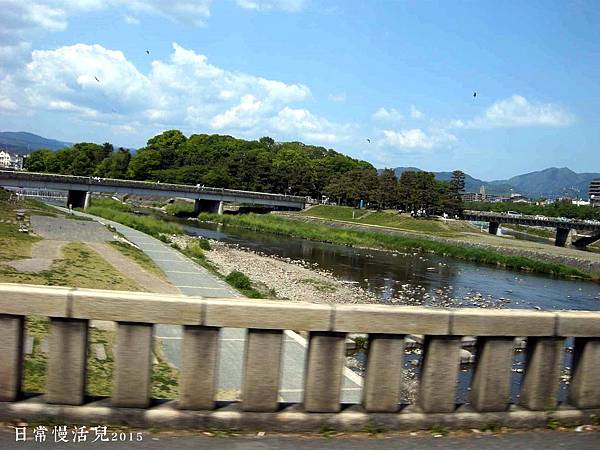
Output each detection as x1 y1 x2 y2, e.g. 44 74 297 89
392 167 600 199
0 131 71 153
1 131 597 199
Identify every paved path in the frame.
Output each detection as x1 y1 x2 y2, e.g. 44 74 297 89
58 207 362 402
86 242 178 295
1 429 598 449
5 239 66 272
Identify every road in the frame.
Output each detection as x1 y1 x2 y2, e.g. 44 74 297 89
61 207 362 403
1 429 598 449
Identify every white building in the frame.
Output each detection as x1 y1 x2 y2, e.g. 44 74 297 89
0 151 25 170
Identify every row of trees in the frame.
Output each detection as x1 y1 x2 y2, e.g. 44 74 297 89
325 169 464 215
24 130 465 215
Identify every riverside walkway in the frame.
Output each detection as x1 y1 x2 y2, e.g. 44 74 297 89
58 207 362 402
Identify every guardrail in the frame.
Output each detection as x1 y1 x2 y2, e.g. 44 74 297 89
1 283 599 431
0 170 307 204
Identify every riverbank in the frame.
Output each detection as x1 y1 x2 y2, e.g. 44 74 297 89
195 212 595 280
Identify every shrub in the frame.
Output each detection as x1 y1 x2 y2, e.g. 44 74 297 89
225 271 252 290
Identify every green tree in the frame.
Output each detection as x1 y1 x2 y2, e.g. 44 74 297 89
377 168 399 208
24 149 53 172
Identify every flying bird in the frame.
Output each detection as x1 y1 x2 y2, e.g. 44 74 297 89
473 91 477 98
366 138 371 143
145 50 150 55
94 76 100 83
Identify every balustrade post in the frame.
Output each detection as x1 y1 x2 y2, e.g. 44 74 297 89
46 318 89 405
112 322 153 408
179 326 220 410
0 315 24 401
418 336 461 413
519 337 564 410
470 337 514 412
241 329 283 411
303 331 346 412
568 337 600 409
363 334 405 412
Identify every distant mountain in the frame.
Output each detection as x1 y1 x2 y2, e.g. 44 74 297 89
390 166 600 199
0 131 71 154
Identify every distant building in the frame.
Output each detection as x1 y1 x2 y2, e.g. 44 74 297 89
509 193 530 203
590 180 600 207
479 185 486 201
0 151 24 170
572 199 590 206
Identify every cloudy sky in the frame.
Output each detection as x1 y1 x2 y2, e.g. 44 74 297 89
1 0 599 179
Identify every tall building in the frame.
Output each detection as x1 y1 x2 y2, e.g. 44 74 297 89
479 184 486 201
590 179 600 207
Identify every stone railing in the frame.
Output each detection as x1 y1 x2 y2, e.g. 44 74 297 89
1 283 599 431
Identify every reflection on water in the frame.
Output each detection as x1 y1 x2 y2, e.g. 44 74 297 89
180 220 600 311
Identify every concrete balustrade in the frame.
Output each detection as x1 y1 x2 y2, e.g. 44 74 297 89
241 329 283 411
112 322 154 408
0 315 24 402
1 283 600 431
179 326 220 410
46 318 88 405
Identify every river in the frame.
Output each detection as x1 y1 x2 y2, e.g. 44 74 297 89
177 219 600 312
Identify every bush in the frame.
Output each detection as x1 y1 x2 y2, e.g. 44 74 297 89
184 241 205 259
196 238 211 250
225 271 252 290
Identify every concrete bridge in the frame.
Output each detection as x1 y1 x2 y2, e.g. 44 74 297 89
463 210 600 247
0 171 306 214
1 283 599 431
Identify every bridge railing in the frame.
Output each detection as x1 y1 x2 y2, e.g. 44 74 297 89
1 283 600 429
0 170 307 204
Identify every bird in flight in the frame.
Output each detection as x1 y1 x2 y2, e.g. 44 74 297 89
145 50 150 55
366 138 371 143
94 76 100 83
473 91 477 98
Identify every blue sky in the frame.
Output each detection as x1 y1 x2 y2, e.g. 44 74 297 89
1 0 599 179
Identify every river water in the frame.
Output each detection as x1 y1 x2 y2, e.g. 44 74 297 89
179 220 600 312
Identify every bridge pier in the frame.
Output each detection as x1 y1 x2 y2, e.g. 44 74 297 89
488 221 500 235
66 190 91 210
555 227 573 247
194 199 224 216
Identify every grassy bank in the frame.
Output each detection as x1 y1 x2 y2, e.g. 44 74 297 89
109 240 167 279
301 205 474 236
86 198 183 238
198 212 592 280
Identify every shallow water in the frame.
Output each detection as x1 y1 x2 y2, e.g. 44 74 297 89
180 219 600 311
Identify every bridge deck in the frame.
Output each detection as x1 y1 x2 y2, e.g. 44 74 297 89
0 171 306 209
463 210 600 232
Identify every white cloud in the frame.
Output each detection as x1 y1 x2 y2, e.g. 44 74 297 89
328 93 346 103
410 105 424 119
451 95 575 129
124 15 140 25
380 128 456 151
270 107 350 143
372 107 403 122
2 41 348 144
235 0 307 12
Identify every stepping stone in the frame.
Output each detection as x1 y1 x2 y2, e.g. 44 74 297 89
92 343 107 361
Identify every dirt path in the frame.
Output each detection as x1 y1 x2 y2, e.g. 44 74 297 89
5 240 67 272
86 242 180 295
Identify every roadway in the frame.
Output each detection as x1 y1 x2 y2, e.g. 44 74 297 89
1 428 598 449
61 207 362 403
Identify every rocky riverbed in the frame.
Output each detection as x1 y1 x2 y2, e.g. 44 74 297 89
170 235 512 308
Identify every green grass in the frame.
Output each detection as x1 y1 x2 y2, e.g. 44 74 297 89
302 205 473 236
0 242 143 290
198 212 592 280
504 224 555 239
165 200 196 216
225 270 263 298
86 200 183 238
108 241 167 279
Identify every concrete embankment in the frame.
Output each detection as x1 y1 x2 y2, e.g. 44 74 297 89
275 213 600 277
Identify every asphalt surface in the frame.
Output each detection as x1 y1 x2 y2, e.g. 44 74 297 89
62 207 362 403
1 429 599 449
